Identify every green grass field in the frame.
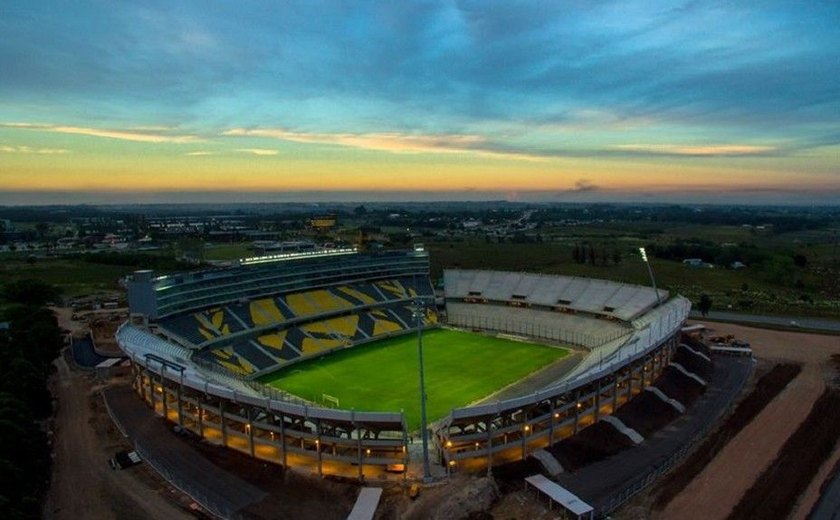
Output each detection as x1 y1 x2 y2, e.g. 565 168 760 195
259 328 568 430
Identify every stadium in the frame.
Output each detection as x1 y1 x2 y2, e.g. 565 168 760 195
117 245 690 482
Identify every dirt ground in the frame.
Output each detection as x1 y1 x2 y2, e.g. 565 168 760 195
490 489 566 520
654 322 840 520
44 356 195 520
51 305 88 336
45 309 840 520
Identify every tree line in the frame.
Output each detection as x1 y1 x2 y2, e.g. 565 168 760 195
571 243 623 266
0 280 64 519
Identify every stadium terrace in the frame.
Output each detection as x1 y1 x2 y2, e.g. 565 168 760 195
117 246 690 480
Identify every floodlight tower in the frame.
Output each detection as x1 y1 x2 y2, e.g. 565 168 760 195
413 296 432 482
639 247 662 307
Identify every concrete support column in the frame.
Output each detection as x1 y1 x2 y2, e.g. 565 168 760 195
280 414 288 468
613 376 620 413
220 400 227 447
247 408 255 458
636 364 643 394
487 419 494 477
573 390 581 435
402 421 410 481
159 366 167 419
197 402 204 437
176 372 184 427
649 356 656 384
594 380 602 422
148 370 156 411
355 421 364 482
521 421 528 460
316 419 323 478
548 401 556 445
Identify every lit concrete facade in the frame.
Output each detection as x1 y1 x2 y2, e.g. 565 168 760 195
129 353 409 480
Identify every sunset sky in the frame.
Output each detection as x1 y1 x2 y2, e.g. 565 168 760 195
1 1 839 205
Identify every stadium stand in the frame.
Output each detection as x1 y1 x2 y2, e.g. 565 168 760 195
206 348 258 377
191 300 443 377
158 313 215 345
333 284 378 306
120 252 693 482
249 297 291 325
158 276 431 346
444 269 667 322
254 331 300 361
133 249 436 379
445 301 629 348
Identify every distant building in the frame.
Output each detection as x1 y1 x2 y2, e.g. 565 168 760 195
462 219 481 229
309 215 337 232
731 261 747 269
682 258 704 267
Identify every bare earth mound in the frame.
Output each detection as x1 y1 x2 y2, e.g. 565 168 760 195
547 421 637 472
614 390 682 438
655 322 840 520
652 367 706 406
728 388 840 520
651 363 801 511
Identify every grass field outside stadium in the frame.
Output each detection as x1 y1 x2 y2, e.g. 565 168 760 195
258 328 569 430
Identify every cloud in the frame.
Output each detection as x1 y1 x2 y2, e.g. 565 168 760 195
184 150 216 156
555 178 600 198
1 123 199 143
0 144 69 154
235 148 278 156
571 179 599 192
611 144 776 157
223 128 544 161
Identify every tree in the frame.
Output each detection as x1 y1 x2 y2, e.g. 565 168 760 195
793 253 808 268
3 279 62 307
34 222 49 240
0 282 63 520
698 294 713 317
762 256 797 286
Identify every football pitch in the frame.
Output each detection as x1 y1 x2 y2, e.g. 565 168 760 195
259 328 569 430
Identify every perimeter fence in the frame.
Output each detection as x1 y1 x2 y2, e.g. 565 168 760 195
597 356 754 517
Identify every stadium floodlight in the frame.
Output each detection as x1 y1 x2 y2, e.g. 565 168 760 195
639 247 662 307
413 296 433 482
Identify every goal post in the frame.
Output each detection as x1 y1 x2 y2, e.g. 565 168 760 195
322 393 340 408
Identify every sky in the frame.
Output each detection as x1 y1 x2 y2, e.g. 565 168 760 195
1 1 839 205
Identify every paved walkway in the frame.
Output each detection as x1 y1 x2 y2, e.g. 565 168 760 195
554 355 753 513
805 463 840 520
103 385 267 518
689 310 840 333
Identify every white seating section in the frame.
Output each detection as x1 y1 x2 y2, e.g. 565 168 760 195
444 269 667 322
445 302 629 349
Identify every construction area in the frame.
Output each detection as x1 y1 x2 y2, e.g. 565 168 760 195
44 308 840 519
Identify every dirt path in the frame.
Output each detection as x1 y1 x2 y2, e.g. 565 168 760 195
44 356 192 520
655 322 840 520
791 421 840 520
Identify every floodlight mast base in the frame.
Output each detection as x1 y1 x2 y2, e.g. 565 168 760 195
414 297 432 482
